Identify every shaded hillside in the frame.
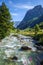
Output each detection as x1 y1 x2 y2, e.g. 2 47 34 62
17 5 43 29
28 15 43 27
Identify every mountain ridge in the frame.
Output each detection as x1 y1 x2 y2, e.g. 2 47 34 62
17 5 43 29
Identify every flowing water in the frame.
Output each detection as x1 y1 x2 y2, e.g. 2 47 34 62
0 34 43 65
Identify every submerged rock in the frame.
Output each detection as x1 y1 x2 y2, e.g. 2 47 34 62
8 56 18 61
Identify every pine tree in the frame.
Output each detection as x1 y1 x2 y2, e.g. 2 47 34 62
34 24 40 36
0 2 14 40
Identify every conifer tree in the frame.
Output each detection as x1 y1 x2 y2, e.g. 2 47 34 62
0 2 14 40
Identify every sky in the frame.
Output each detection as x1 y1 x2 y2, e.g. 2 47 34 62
0 0 43 22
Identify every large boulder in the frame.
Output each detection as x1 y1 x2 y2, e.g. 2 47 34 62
20 46 32 51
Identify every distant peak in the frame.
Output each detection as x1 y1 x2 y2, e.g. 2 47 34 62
34 5 42 9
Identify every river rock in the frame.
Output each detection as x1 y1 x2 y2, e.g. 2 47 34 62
20 46 32 51
8 56 18 61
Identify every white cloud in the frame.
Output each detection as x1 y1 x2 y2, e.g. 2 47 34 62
14 4 34 9
9 1 34 10
11 13 18 16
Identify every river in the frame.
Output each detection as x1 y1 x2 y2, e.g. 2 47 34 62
0 34 43 65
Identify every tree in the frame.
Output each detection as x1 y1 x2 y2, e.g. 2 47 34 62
34 24 40 35
16 29 20 33
0 2 14 40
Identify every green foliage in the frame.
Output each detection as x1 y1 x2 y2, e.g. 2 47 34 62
34 34 43 45
24 28 35 32
34 24 40 31
0 2 14 40
33 24 43 45
15 29 20 33
39 22 43 29
34 24 40 36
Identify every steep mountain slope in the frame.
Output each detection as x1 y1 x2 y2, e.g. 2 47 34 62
14 21 20 28
27 15 43 28
17 5 43 29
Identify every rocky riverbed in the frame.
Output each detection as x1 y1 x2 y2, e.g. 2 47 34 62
0 34 43 65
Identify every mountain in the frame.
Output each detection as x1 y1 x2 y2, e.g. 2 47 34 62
27 15 43 27
14 21 20 28
17 5 43 29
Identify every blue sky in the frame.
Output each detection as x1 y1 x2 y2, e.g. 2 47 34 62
0 0 43 22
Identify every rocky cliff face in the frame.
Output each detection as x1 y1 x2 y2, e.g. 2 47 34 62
17 5 43 29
